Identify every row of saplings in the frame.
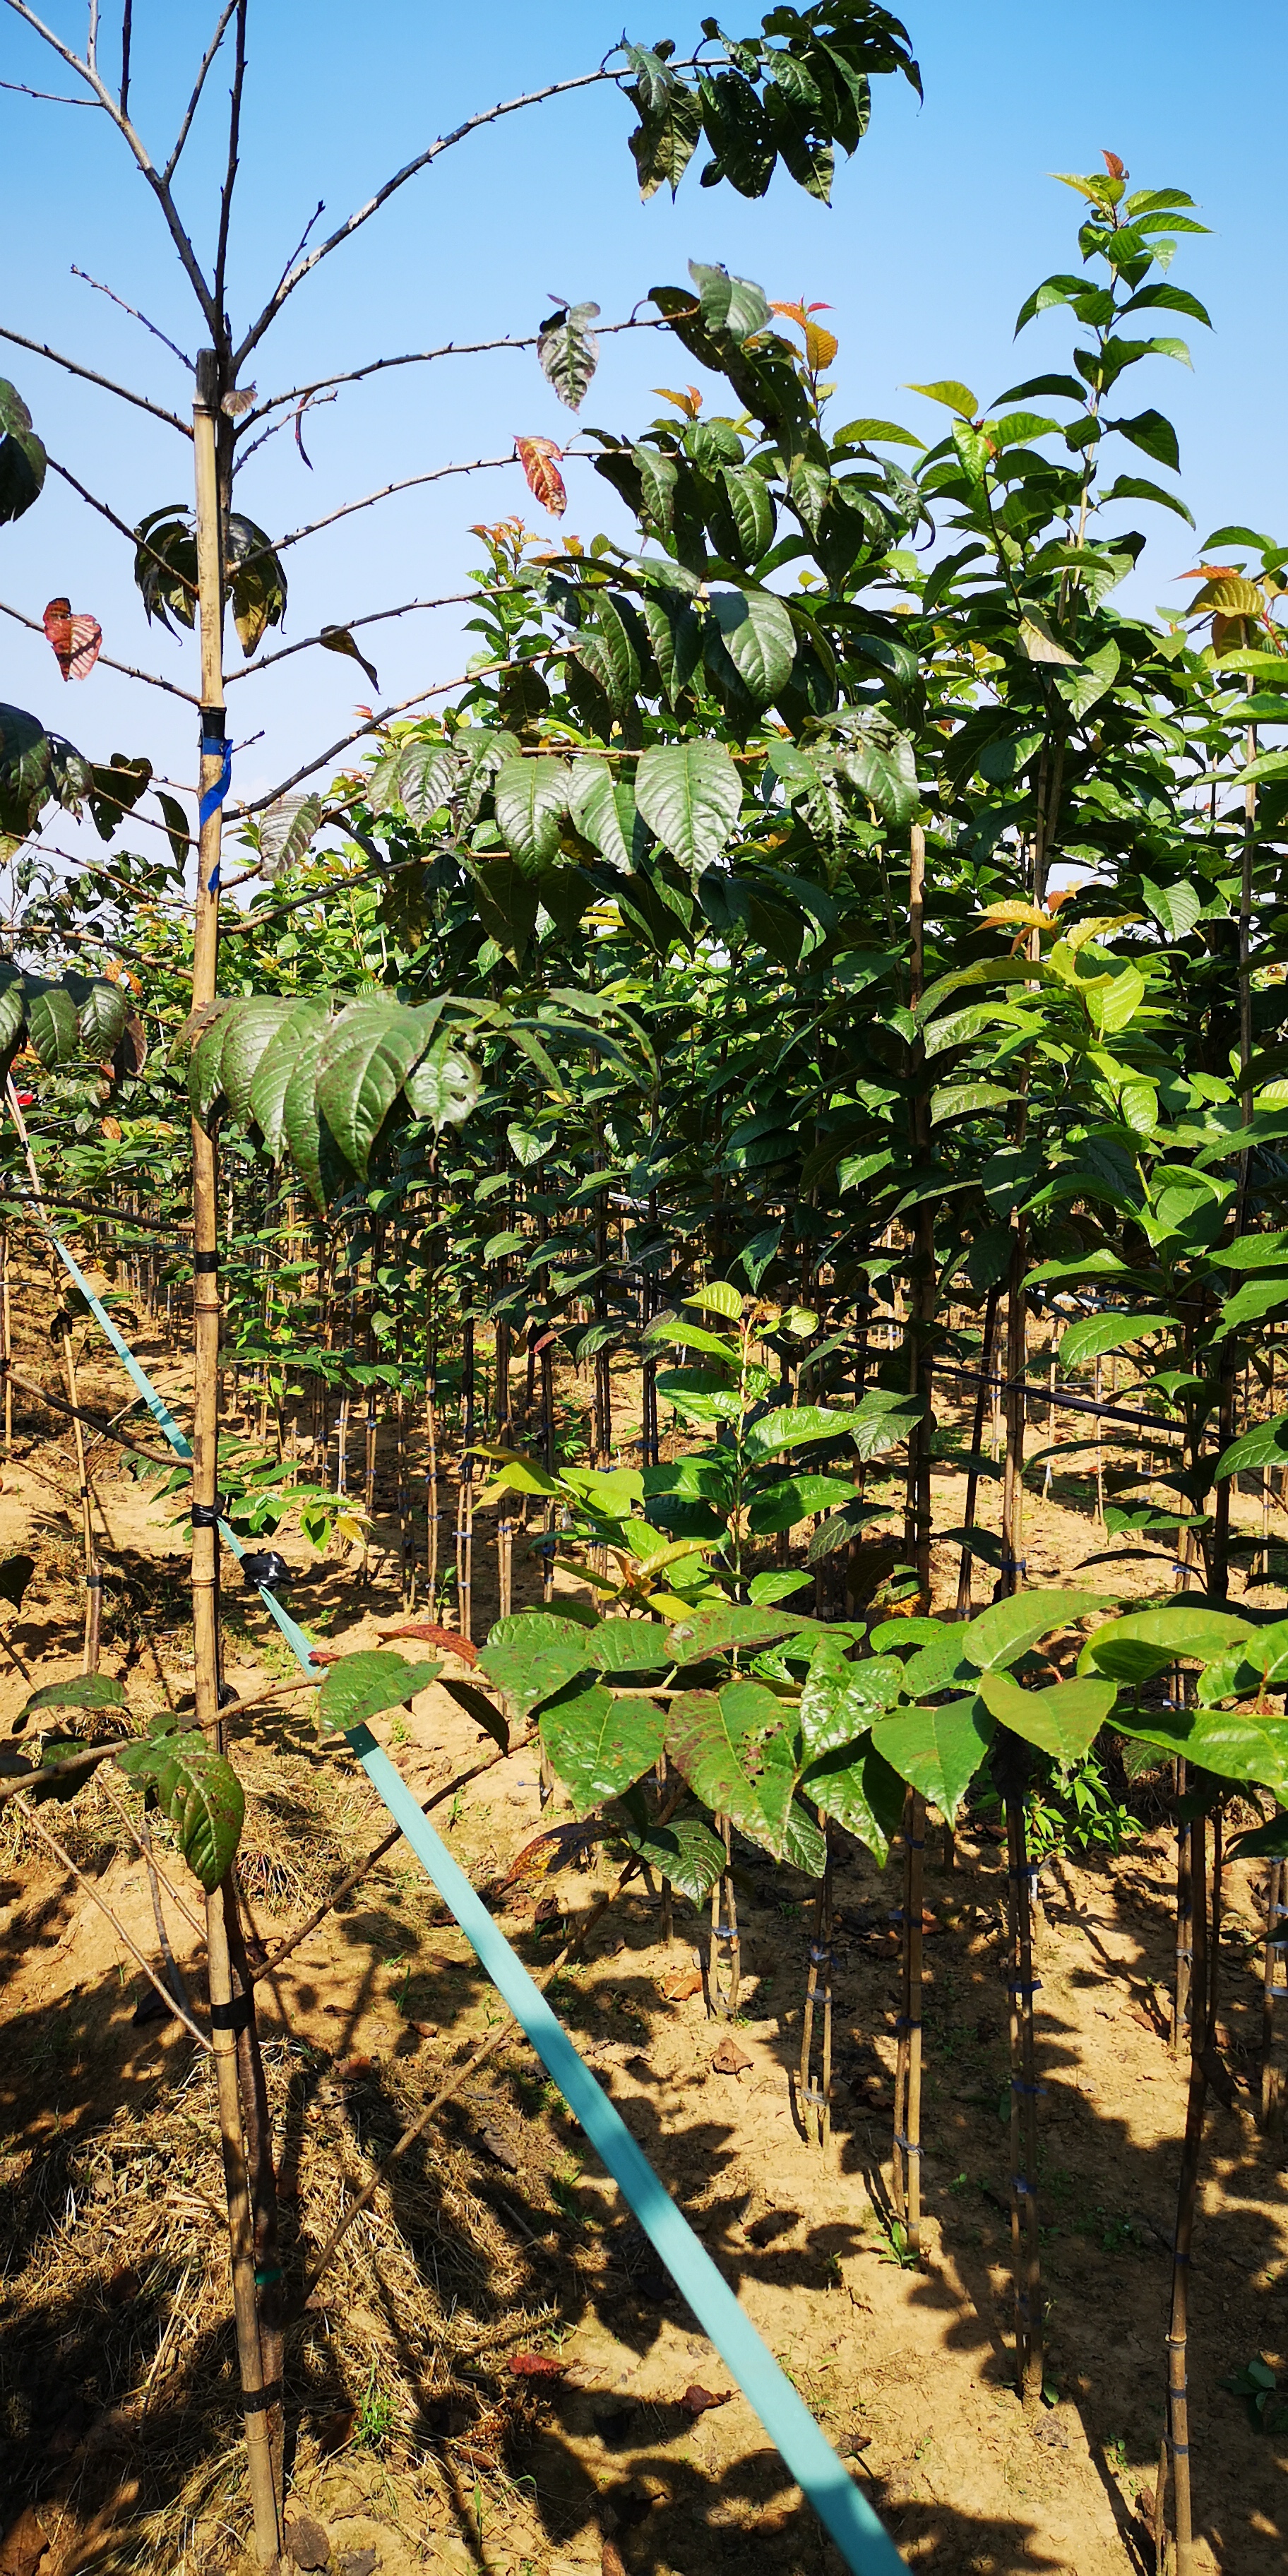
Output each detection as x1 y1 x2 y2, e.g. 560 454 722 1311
463 1340 1287 2576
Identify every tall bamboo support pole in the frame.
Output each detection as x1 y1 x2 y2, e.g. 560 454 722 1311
192 349 282 2570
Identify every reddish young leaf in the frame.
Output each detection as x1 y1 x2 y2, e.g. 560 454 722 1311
681 2383 731 2417
652 384 703 417
1102 149 1127 179
515 435 567 518
43 597 102 681
508 2351 566 2380
377 1619 478 1664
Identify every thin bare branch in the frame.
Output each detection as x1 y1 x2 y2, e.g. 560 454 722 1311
47 455 201 620
0 323 191 435
213 0 247 338
264 451 547 561
1 0 219 334
119 0 131 115
232 386 335 475
232 58 667 369
0 74 93 101
86 0 98 71
0 597 201 704
16 1794 212 2049
160 0 239 183
222 592 473 684
71 265 195 370
239 311 666 424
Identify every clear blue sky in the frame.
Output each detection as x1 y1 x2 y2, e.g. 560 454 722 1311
1 1 1286 861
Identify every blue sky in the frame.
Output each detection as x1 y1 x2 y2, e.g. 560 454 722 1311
1 1 1287 866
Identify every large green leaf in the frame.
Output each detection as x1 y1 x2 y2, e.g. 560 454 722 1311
618 1815 725 1902
117 1728 244 1891
280 1002 337 1208
977 1671 1118 1761
76 979 131 1056
403 1034 482 1133
665 1604 815 1661
479 1617 597 1717
537 299 601 411
0 378 47 524
585 1621 673 1676
1079 1604 1253 1685
708 589 796 705
1215 1412 1288 1479
719 465 775 561
870 1697 995 1822
566 758 631 871
747 1473 855 1534
439 1677 509 1750
227 514 287 657
540 1683 666 1815
20 1671 126 1726
743 1402 881 1465
839 729 919 825
316 999 442 1176
248 999 332 1156
1059 1312 1179 1371
317 1651 439 1729
665 1679 804 1860
25 984 79 1068
1115 1703 1288 1799
220 999 300 1124
494 756 570 872
802 1740 905 1864
635 741 741 877
799 1637 904 1758
962 1590 1107 1671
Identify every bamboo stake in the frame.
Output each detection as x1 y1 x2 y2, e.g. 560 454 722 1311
1166 1798 1210 2576
957 1282 1001 1618
1261 1855 1283 2131
191 347 281 2571
799 1825 833 2152
892 1789 924 2252
998 1731 1043 2413
1 1222 11 1462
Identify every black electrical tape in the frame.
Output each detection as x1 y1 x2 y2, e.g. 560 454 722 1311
193 1251 218 1273
210 1993 252 2034
191 1501 222 1530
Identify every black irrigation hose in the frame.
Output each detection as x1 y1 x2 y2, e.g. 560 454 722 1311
925 1360 1188 1440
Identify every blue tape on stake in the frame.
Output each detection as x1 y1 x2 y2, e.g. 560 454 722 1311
343 1721 907 2576
199 733 232 830
47 1227 907 2573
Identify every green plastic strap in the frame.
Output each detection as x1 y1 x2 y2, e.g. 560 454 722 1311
49 1223 905 2569
343 1719 905 2576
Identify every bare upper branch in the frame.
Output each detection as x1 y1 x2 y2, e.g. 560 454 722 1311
263 452 542 560
71 266 195 371
232 61 640 371
0 323 191 433
0 597 201 703
239 311 665 424
213 1 248 338
160 0 239 184
222 593 475 685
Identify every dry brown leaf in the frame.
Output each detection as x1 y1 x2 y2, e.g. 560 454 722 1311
285 2511 330 2572
710 2034 753 2077
663 1967 703 2000
0 2508 50 2576
681 2382 731 2417
508 2351 566 2380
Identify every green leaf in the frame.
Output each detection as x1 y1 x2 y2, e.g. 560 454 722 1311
116 1729 244 1891
250 790 326 880
248 999 332 1157
1059 1312 1179 1371
1215 1413 1288 1479
537 299 601 410
931 1080 1014 1125
76 979 130 1057
708 589 796 705
906 380 978 419
839 729 919 825
719 464 775 561
0 378 47 524
688 258 770 340
25 984 79 1069
664 1604 814 1662
665 1678 805 1862
494 756 570 872
20 1671 126 1723
1078 1605 1253 1685
227 513 287 658
371 738 458 828
977 1670 1117 1760
1099 475 1194 528
1107 407 1181 471
870 1697 994 1823
963 1590 1108 1671
566 758 631 871
479 1617 597 1717
220 998 300 1124
316 999 442 1177
684 1280 744 1320
643 590 703 703
186 1003 234 1123
403 1034 482 1133
802 1740 905 1864
316 1650 439 1729
1216 1277 1288 1340
800 1636 905 1757
156 790 191 866
280 1003 337 1209
617 1815 725 1902
629 73 703 199
747 1473 855 1534
743 1402 886 1465
636 740 741 878
578 597 641 712
540 1682 666 1815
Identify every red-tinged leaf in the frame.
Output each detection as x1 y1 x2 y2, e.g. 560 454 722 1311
515 435 566 518
43 597 102 682
681 2383 731 2416
1102 150 1126 179
377 1619 478 1664
770 299 810 327
652 385 703 417
508 2352 566 2380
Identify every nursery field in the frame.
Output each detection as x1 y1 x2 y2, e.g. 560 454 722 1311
8 5 1288 2573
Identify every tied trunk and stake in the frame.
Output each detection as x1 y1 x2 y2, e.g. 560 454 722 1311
994 1728 1043 2414
799 1823 833 2151
903 823 935 1600
191 348 282 2569
891 1791 924 2249
1165 1789 1213 2576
